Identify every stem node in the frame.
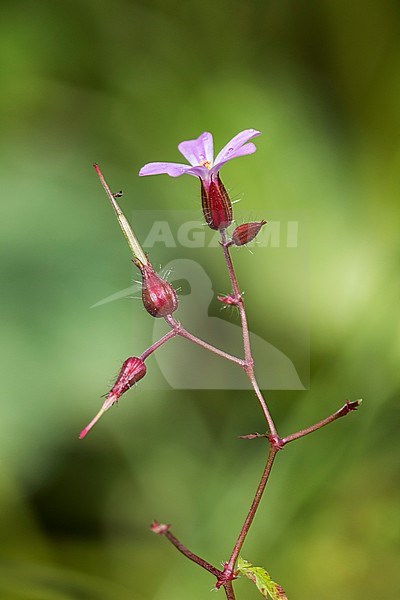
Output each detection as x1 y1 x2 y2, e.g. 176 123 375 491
216 563 238 590
267 434 285 451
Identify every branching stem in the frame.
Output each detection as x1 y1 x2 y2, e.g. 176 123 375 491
164 314 245 367
282 399 362 445
219 230 277 436
140 329 177 361
91 165 362 599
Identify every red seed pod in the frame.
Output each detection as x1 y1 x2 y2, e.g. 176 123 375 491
231 220 267 246
109 356 147 398
136 261 178 318
201 174 233 231
79 356 147 439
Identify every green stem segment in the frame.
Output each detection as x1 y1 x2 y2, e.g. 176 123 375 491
93 164 148 265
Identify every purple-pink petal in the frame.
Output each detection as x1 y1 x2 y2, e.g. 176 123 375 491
138 128 261 184
214 129 261 167
178 132 214 167
139 162 192 178
184 165 211 180
211 142 258 174
139 161 209 180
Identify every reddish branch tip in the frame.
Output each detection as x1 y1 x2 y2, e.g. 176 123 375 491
150 520 171 535
341 399 363 415
349 399 362 409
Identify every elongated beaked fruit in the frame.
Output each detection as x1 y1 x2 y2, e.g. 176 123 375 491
79 357 147 439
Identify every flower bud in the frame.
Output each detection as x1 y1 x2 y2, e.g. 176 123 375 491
136 261 178 318
231 220 267 246
79 357 146 439
217 294 240 306
201 174 233 230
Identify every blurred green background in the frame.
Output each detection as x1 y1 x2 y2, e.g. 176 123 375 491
1 1 399 599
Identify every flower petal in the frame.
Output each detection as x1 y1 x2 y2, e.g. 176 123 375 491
178 132 214 167
184 165 211 180
211 142 258 174
139 161 210 180
214 129 261 167
139 162 193 178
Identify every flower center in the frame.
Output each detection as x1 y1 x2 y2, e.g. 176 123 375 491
200 160 211 169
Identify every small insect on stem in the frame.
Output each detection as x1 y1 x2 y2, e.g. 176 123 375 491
93 164 148 265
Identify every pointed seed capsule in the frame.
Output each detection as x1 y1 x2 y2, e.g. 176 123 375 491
135 260 178 318
231 220 267 246
79 357 146 439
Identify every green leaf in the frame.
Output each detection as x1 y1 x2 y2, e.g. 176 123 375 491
237 557 288 600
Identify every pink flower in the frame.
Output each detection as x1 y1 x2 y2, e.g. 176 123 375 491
138 129 261 188
139 129 261 230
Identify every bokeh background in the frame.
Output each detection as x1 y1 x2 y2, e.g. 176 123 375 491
1 1 399 599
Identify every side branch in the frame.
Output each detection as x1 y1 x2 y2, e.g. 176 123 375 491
140 329 177 361
282 399 362 445
150 521 221 578
79 333 177 439
229 399 362 574
164 315 245 367
151 522 237 598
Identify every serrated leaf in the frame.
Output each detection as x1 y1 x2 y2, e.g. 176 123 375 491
237 557 288 600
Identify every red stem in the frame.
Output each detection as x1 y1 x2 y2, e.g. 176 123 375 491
93 165 361 598
224 581 237 599
151 522 237 599
247 369 278 437
139 329 177 361
163 529 221 578
220 230 252 364
226 446 278 572
225 399 362 571
164 314 245 367
282 400 362 445
219 230 277 436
